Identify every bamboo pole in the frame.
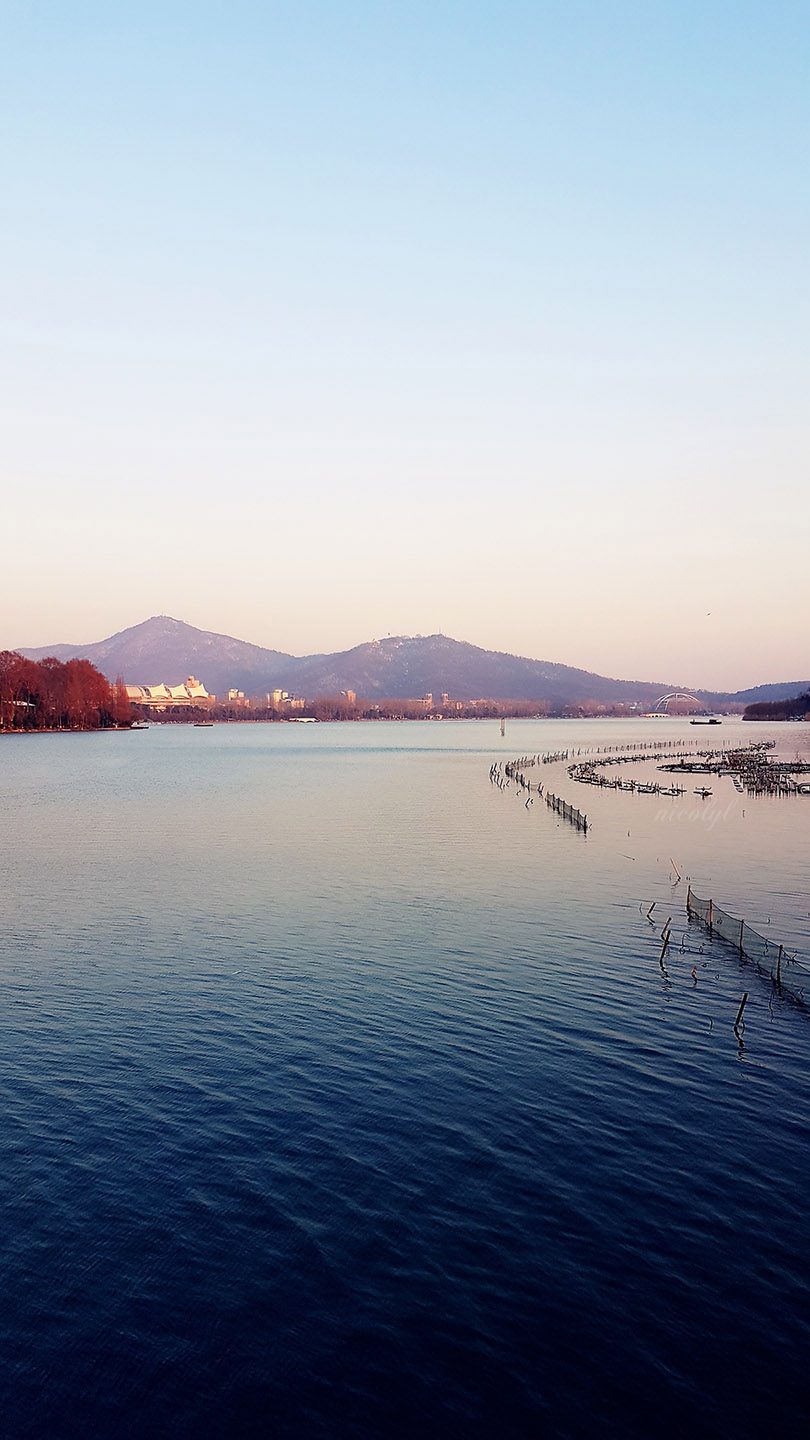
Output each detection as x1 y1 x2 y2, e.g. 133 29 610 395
734 992 749 1033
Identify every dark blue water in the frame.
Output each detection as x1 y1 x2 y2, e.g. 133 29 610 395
2 721 808 1437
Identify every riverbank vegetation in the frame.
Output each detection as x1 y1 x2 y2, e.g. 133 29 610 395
132 697 557 724
743 690 810 722
0 652 130 731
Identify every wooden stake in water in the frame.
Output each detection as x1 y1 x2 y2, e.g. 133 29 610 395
733 992 749 1035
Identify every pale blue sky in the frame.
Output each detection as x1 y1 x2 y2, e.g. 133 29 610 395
2 1 808 688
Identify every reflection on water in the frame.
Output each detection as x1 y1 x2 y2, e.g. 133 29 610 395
1 719 808 1438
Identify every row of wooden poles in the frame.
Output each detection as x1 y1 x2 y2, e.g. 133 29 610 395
490 758 589 833
646 905 753 1044
545 791 589 832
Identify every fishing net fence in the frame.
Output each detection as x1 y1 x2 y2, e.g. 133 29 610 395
546 791 588 832
687 887 808 1005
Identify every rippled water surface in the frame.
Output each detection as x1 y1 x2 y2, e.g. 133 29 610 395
2 720 809 1437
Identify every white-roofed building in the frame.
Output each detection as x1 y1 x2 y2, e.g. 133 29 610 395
126 677 213 710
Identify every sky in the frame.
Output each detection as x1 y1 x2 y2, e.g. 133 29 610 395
2 1 808 690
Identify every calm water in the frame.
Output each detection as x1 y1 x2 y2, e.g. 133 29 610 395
1 719 809 1438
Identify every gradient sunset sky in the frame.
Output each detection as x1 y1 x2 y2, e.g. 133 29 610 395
3 2 808 690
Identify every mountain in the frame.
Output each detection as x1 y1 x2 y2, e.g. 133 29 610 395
17 616 671 703
19 616 297 697
728 680 810 704
16 614 806 706
289 634 673 706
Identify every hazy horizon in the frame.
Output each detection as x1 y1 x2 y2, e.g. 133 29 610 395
3 4 808 691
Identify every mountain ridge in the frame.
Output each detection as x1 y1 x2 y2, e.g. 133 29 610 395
16 615 808 706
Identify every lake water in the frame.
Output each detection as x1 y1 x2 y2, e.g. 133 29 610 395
1 719 809 1438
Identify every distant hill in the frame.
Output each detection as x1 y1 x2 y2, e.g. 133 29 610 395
16 614 805 707
20 616 297 696
743 688 810 722
17 616 671 703
730 679 810 704
290 633 674 706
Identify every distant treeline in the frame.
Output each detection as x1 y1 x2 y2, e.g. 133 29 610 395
208 698 555 721
743 690 810 722
143 696 671 723
135 699 550 723
0 652 131 731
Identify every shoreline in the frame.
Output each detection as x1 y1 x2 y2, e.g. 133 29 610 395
0 725 136 737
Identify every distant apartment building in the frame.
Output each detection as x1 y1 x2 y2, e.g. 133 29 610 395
340 690 357 706
126 676 213 710
226 689 250 709
268 689 305 711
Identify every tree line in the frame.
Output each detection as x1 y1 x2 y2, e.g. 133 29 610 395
743 690 810 722
0 652 131 731
136 694 688 723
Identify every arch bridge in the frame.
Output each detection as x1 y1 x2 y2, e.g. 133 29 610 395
654 692 703 713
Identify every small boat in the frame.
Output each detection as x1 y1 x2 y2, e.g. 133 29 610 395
194 720 215 728
130 720 150 730
691 717 722 725
694 786 713 798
